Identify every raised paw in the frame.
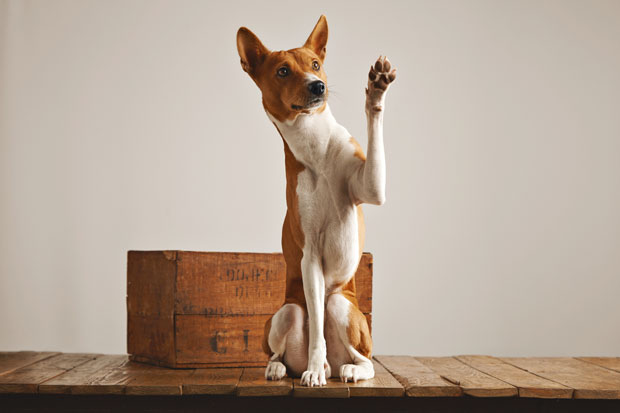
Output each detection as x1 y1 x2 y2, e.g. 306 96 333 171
366 56 397 112
368 56 397 91
265 361 287 381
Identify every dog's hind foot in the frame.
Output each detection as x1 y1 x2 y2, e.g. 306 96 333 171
339 361 375 383
265 360 287 380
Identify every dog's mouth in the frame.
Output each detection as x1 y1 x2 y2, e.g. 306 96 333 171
291 98 324 112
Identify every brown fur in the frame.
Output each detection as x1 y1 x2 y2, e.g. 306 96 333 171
346 301 373 358
280 134 307 307
338 277 372 359
260 132 306 358
262 315 273 356
349 137 367 161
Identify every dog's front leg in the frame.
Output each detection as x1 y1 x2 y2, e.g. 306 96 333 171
351 56 396 205
300 252 328 386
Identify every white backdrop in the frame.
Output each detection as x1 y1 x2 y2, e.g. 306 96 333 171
1 0 619 356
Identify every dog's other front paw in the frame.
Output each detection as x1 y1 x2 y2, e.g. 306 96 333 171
366 56 397 112
265 360 287 380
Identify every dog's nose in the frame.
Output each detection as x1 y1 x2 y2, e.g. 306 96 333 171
308 80 325 96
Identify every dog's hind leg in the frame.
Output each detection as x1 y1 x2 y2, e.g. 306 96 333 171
325 293 374 382
263 302 307 380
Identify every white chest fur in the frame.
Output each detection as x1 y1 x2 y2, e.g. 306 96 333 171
269 105 362 291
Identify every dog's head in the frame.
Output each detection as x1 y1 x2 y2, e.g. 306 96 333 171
237 16 329 122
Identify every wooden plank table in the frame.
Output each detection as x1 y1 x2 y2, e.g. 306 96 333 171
1 352 620 412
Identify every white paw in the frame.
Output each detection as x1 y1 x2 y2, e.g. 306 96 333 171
265 361 287 380
300 367 327 387
339 364 360 383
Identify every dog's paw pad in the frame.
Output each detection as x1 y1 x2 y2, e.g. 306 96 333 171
265 361 287 380
368 56 396 92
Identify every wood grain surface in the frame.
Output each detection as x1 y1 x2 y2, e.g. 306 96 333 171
348 360 404 397
416 357 517 397
127 251 177 366
456 355 573 398
375 355 462 397
502 357 620 399
0 352 60 377
0 353 97 393
3 352 620 401
39 355 129 394
75 358 156 395
182 367 243 395
577 358 620 374
174 314 270 365
293 378 350 398
236 367 292 396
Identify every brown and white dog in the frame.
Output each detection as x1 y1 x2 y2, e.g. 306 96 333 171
236 15 396 387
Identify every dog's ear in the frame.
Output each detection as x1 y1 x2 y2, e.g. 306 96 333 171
237 27 269 76
303 15 328 61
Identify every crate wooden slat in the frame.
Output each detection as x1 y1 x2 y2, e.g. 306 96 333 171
174 314 270 365
236 367 292 396
455 355 573 398
128 251 373 316
174 252 287 315
502 357 620 399
375 355 462 397
416 357 518 397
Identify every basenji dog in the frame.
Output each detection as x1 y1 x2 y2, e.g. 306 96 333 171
236 15 396 387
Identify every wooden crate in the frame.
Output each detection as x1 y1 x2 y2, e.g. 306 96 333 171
127 251 373 368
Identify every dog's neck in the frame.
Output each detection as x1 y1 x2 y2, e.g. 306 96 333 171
268 104 342 171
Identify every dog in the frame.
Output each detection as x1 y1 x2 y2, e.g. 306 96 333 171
236 15 396 387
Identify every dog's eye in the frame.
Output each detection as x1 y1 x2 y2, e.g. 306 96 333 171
277 67 289 77
312 61 320 71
